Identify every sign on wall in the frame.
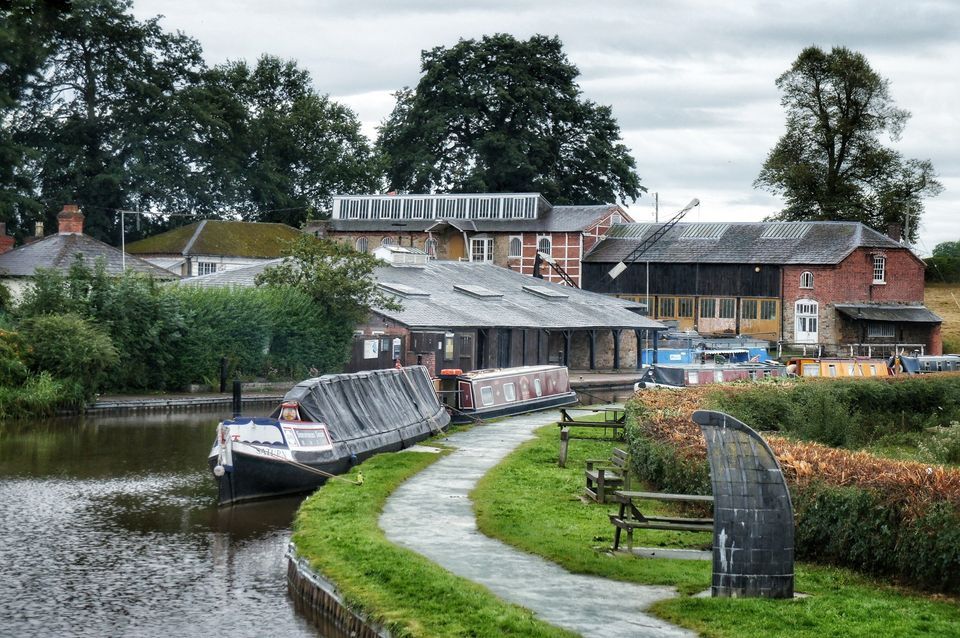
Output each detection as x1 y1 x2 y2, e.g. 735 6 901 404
363 339 379 359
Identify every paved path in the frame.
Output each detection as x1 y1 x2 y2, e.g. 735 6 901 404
380 411 695 638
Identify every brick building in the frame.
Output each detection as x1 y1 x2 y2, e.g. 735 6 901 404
306 193 631 287
582 221 941 355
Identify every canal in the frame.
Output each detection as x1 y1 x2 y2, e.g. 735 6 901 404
0 389 627 637
0 404 320 638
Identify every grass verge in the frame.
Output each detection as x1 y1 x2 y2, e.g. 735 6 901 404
472 423 960 638
291 446 577 638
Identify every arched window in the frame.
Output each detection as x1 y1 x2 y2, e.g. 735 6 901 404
424 238 437 258
355 237 368 253
381 236 396 247
508 236 522 258
537 236 552 255
799 271 814 288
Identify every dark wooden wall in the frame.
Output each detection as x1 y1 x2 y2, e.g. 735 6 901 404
582 262 782 298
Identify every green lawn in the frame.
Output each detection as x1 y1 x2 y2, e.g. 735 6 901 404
472 423 960 638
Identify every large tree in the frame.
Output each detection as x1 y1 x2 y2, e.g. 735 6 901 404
182 55 380 227
377 34 643 205
756 46 941 242
9 0 205 243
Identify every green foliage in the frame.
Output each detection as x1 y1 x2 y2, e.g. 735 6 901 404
706 377 960 449
18 313 118 397
925 240 960 282
918 421 960 464
377 33 643 205
0 371 86 419
256 234 400 326
0 282 11 312
181 55 379 225
756 45 941 242
0 328 28 386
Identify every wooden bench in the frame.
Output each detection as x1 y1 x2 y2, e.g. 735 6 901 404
585 448 630 503
610 490 714 551
557 404 626 468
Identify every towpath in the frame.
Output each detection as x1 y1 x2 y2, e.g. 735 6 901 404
380 410 695 638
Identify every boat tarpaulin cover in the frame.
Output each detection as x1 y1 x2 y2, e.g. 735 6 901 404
276 366 450 449
645 366 687 387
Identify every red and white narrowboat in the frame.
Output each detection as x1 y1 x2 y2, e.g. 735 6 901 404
437 365 579 423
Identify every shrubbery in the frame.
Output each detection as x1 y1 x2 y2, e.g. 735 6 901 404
628 377 960 594
18 313 119 396
11 257 355 393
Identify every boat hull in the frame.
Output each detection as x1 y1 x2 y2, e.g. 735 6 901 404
208 448 346 506
449 391 578 424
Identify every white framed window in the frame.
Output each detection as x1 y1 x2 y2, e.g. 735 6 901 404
795 299 819 343
537 236 552 255
610 213 623 225
533 378 542 397
508 236 522 258
355 237 369 253
873 255 886 283
470 237 493 262
503 382 516 402
800 271 814 288
381 236 396 247
197 262 217 276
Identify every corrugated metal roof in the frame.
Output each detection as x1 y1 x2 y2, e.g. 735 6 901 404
834 304 942 323
179 259 665 331
585 221 908 265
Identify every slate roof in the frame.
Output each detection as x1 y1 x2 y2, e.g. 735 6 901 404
126 220 303 258
834 304 942 323
0 233 179 280
324 204 621 234
584 221 910 265
179 259 664 331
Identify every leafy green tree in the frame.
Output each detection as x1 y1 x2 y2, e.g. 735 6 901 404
9 0 204 243
377 34 643 205
925 240 960 283
756 46 941 242
18 313 119 397
256 235 399 327
182 55 380 226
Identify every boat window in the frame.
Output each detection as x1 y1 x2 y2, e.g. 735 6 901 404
869 365 877 376
846 364 855 375
480 386 495 406
533 378 542 397
715 370 724 383
828 364 837 377
688 371 699 384
503 383 516 402
802 364 820 376
293 428 330 448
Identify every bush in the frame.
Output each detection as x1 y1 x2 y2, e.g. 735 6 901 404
18 313 119 397
0 372 86 419
919 421 960 464
0 329 28 386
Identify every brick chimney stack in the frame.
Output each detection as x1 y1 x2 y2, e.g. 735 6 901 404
887 222 903 243
0 222 14 254
58 204 85 234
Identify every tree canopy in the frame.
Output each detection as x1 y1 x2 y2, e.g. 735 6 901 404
756 45 941 242
376 34 643 205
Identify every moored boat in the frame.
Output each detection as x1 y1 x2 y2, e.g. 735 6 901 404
785 357 891 378
437 364 578 423
209 365 449 506
894 354 960 374
634 361 787 389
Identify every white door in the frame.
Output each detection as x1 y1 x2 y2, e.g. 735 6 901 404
795 300 819 343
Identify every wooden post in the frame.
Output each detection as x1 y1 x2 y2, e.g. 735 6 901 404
558 426 570 467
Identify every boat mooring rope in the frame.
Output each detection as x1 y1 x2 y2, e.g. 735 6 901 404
279 455 364 486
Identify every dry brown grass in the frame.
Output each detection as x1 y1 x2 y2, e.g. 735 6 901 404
925 283 960 352
633 383 960 516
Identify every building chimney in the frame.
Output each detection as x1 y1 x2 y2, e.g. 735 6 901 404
0 222 14 254
887 222 902 243
58 204 85 235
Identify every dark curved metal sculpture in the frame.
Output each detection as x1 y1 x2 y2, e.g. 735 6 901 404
692 410 795 598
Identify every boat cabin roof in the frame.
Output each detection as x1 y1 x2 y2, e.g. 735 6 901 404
459 365 565 380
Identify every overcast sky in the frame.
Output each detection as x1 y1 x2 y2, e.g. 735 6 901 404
135 0 958 256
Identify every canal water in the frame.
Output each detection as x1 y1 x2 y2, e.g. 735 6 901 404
0 405 320 638
0 389 628 638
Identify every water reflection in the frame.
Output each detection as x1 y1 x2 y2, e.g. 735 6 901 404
0 406 319 638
